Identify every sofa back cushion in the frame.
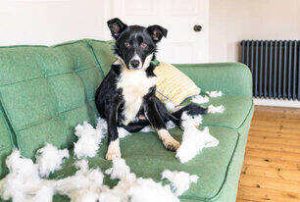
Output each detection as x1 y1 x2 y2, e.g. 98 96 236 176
87 40 116 76
0 40 103 158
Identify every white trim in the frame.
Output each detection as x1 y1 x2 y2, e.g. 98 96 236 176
254 98 300 108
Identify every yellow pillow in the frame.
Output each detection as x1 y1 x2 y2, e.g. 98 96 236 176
154 62 200 106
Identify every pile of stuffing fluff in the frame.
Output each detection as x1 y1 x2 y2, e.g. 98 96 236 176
0 147 198 202
0 91 224 202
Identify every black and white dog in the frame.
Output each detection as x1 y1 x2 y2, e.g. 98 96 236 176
95 18 207 160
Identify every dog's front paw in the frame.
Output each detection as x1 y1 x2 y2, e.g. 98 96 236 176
106 148 121 160
106 140 121 160
163 138 180 152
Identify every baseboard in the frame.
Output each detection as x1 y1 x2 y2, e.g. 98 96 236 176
254 98 300 108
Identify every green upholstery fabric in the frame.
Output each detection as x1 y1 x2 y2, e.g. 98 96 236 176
0 40 103 158
210 108 253 202
0 106 14 178
87 40 116 76
0 39 253 202
51 124 250 201
200 96 252 129
50 104 253 202
175 63 252 98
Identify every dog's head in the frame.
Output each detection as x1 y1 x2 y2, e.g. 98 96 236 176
107 18 167 70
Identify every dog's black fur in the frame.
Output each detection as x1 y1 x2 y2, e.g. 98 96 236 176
95 18 207 160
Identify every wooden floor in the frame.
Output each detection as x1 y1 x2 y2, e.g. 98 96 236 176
236 106 300 202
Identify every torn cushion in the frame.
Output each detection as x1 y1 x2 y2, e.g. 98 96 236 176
154 62 201 105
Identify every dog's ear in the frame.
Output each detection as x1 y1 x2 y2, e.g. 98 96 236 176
107 18 128 39
146 25 168 43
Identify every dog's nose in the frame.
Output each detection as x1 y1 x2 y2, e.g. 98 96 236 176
130 60 140 68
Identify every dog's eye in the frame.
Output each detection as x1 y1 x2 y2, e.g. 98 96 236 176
124 42 131 48
140 42 148 49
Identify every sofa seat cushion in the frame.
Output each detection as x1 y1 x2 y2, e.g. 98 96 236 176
0 40 103 158
201 96 253 129
51 125 243 201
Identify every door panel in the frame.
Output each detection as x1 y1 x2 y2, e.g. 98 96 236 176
111 0 209 63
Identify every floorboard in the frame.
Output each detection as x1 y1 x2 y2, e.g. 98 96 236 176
236 106 300 202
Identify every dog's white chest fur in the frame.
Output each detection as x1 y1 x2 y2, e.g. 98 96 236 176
117 69 156 125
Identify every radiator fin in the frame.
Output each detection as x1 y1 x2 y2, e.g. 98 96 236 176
241 40 300 100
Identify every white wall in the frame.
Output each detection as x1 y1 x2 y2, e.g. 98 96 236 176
0 0 112 46
209 0 300 62
1 0 299 107
0 0 209 64
2 0 300 57
209 0 300 107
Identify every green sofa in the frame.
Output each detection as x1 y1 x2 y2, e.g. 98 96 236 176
0 39 253 202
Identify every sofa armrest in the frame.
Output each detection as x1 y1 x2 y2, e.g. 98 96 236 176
174 62 253 97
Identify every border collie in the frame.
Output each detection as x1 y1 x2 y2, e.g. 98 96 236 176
95 18 207 160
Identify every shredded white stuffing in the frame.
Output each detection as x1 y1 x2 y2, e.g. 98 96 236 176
96 117 132 138
117 127 131 138
105 158 133 180
0 150 55 202
162 170 198 196
206 91 223 97
138 121 175 134
140 126 154 133
102 158 179 202
208 105 225 114
74 121 105 159
166 120 176 130
31 184 55 202
100 158 143 201
128 178 179 202
55 160 105 202
191 95 209 104
0 96 227 202
96 117 108 135
36 143 69 177
165 101 176 112
176 112 219 163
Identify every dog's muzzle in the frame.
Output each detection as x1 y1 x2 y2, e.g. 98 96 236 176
130 60 140 68
129 54 142 69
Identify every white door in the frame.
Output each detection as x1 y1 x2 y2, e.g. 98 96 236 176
108 0 209 64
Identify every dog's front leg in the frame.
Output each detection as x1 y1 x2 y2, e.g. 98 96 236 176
106 104 121 160
144 97 180 151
